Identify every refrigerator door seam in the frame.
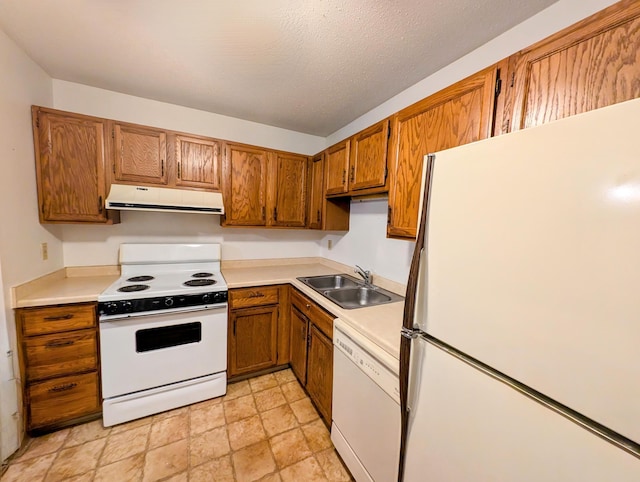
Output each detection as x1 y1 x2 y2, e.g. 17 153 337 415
421 332 640 460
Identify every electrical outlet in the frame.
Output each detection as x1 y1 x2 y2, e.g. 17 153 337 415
41 242 48 261
327 239 333 250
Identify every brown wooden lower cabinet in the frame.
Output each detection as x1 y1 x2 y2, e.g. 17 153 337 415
289 287 335 425
16 302 101 433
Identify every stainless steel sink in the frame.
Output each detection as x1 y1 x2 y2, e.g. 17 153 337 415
296 274 404 309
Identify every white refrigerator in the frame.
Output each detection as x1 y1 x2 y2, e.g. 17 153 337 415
399 98 640 481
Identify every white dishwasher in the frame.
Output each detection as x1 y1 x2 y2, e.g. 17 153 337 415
331 319 401 482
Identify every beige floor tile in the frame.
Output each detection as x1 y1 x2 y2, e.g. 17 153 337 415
152 405 189 422
254 386 287 412
190 401 225 435
249 373 278 393
190 426 230 467
0 452 56 482
228 414 267 451
290 398 320 424
316 449 352 481
142 439 188 482
189 395 223 411
94 453 144 481
162 471 189 481
269 428 313 469
261 404 299 437
260 473 283 482
281 380 306 403
279 456 328 482
148 412 188 449
232 441 277 481
100 424 150 466
46 438 106 481
15 429 69 461
189 455 234 482
224 393 258 423
224 380 251 400
64 471 95 481
273 368 297 385
301 419 333 452
109 415 153 435
64 419 111 448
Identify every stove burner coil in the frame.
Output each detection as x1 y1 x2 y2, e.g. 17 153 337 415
126 275 155 282
184 279 216 287
192 272 214 278
118 284 150 292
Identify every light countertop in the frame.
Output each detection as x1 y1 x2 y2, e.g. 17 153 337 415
12 258 405 360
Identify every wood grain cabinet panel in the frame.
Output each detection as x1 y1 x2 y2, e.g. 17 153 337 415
307 153 350 231
325 140 350 196
16 303 101 433
289 306 309 385
113 123 167 185
387 66 498 239
349 119 390 193
222 143 268 226
504 1 640 133
228 305 279 377
269 152 308 227
306 324 333 425
32 107 114 224
174 134 221 190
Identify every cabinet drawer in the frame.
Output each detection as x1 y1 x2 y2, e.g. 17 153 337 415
291 289 335 338
25 330 98 381
28 371 100 429
229 286 279 309
21 304 96 336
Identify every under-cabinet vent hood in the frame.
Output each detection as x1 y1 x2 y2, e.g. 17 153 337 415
105 184 224 215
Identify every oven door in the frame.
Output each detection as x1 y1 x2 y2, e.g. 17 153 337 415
99 306 227 399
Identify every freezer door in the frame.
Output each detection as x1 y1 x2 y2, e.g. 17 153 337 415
404 338 640 482
422 98 640 443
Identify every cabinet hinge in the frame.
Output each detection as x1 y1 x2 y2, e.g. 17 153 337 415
384 167 388 182
35 115 40 129
495 77 502 96
273 207 277 221
387 126 391 140
112 129 115 139
112 163 115 174
387 205 392 225
510 72 515 88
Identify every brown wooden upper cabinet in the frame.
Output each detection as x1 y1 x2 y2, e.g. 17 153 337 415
113 123 167 185
500 0 640 135
222 143 268 226
387 66 498 239
32 107 118 224
324 119 390 198
269 152 308 227
307 153 350 231
174 134 221 190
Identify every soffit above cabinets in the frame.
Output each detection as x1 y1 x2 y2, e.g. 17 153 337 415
0 0 557 136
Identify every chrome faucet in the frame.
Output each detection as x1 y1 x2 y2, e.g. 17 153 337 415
354 265 372 286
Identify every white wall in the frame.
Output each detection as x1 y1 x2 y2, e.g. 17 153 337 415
326 0 620 145
52 80 325 155
0 28 57 462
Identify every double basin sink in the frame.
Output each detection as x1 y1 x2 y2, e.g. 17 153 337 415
296 274 404 310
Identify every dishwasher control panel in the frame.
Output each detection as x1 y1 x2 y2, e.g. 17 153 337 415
334 327 400 403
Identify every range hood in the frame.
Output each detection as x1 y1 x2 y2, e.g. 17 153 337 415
105 184 224 215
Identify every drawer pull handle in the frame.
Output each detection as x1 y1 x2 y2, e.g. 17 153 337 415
248 292 265 298
49 382 77 393
45 339 75 348
43 314 74 321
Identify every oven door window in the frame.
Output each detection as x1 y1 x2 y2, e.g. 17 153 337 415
136 322 202 352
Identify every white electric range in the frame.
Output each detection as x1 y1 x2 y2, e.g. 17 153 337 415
97 243 228 426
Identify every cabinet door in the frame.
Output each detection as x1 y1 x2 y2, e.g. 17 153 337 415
175 135 221 190
113 123 167 185
325 140 350 196
308 154 325 229
33 109 110 223
228 305 278 377
505 2 640 133
222 143 267 226
349 119 390 193
306 324 333 425
270 153 308 227
289 307 308 385
387 66 497 239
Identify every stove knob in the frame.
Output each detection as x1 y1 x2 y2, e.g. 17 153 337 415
202 293 212 304
165 297 174 307
122 301 133 313
105 303 119 315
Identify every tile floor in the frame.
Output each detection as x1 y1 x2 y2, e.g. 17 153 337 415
1 369 353 481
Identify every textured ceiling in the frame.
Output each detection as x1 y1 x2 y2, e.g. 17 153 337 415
0 0 557 136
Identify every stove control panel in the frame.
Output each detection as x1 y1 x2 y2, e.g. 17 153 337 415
98 291 228 319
